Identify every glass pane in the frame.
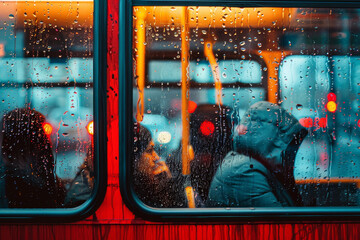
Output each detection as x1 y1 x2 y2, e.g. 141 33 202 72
131 6 360 209
0 1 94 208
149 60 261 84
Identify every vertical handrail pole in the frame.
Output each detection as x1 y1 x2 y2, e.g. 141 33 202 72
204 41 223 106
181 6 191 176
135 7 146 122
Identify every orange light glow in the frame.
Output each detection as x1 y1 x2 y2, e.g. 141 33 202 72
185 186 196 208
87 121 94 136
43 123 53 136
0 44 4 57
327 101 337 113
188 101 197 113
141 7 294 29
10 1 94 28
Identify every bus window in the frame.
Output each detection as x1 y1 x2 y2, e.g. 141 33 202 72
124 4 360 216
130 6 279 209
332 56 360 179
0 0 100 212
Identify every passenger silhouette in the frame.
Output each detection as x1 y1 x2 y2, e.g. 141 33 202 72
189 104 232 202
133 123 187 208
207 101 308 207
65 142 94 207
0 108 65 208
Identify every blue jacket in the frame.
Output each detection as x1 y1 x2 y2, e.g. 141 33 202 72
207 101 307 207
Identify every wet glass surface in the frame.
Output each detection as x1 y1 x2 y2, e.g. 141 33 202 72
131 7 360 208
0 1 94 208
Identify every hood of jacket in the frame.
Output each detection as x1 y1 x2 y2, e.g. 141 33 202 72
233 101 308 177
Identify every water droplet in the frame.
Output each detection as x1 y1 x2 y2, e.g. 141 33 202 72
8 14 14 19
296 104 303 110
240 41 245 46
62 133 69 136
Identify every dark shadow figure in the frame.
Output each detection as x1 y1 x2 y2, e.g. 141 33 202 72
0 108 65 208
189 104 232 203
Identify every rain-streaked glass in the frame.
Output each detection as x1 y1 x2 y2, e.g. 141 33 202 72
0 1 94 208
131 6 360 208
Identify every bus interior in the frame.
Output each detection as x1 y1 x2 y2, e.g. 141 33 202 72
132 6 360 207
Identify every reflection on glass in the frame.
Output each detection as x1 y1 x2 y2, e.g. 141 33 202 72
132 7 360 208
0 1 94 208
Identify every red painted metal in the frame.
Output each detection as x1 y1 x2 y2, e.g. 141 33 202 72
1 0 360 239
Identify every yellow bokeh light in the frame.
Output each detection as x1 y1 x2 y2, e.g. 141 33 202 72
87 121 94 136
327 101 337 112
43 123 53 135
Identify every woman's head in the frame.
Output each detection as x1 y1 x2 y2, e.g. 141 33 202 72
0 108 60 207
133 123 160 180
1 108 53 171
132 124 175 208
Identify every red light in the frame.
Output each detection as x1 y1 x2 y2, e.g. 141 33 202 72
87 121 94 136
327 93 337 102
299 118 313 128
43 123 53 135
299 117 327 129
188 101 197 113
170 100 198 113
200 120 215 136
318 117 327 128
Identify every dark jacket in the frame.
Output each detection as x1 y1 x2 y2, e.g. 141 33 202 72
65 166 94 208
207 101 307 207
133 171 187 208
